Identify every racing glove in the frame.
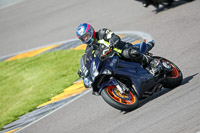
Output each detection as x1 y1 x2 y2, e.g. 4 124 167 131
109 35 120 48
146 40 155 52
77 70 83 77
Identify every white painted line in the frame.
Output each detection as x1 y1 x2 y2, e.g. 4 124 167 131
16 89 92 133
0 31 152 60
0 0 24 9
116 31 153 42
0 38 79 59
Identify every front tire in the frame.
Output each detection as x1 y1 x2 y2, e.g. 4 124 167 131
101 85 139 111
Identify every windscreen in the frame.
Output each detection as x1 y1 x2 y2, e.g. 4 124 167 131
80 54 86 72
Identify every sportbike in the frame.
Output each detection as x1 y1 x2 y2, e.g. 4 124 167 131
79 41 183 111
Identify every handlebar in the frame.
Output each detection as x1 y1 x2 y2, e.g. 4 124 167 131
101 48 113 57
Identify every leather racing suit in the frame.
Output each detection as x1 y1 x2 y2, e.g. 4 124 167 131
85 28 153 67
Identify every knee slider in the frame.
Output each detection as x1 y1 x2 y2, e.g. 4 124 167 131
121 48 130 59
129 49 140 58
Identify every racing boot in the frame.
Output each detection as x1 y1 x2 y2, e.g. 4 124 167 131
146 40 155 53
128 48 152 67
122 47 152 66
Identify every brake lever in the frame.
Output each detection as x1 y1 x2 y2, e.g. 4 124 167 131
101 48 113 57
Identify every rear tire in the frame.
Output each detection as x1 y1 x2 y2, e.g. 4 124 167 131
154 57 183 88
101 85 139 111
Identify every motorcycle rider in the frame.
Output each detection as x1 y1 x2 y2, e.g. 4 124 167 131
76 23 159 77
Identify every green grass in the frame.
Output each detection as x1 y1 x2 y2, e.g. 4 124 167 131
0 49 84 130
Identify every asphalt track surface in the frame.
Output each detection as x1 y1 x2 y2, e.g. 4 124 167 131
1 0 200 133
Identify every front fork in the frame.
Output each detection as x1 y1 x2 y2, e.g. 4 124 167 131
98 77 129 95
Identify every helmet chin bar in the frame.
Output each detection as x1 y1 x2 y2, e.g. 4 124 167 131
87 38 94 46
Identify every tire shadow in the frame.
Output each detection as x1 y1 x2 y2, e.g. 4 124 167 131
122 73 198 114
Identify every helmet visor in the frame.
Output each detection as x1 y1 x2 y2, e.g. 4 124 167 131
80 32 92 43
79 26 93 44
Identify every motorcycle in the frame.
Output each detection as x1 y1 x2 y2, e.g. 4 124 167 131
142 0 193 8
142 0 174 8
79 41 183 111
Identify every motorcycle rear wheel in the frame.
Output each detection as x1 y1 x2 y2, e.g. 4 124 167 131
101 85 139 111
154 57 183 88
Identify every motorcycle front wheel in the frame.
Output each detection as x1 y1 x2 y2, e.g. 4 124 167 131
101 85 139 111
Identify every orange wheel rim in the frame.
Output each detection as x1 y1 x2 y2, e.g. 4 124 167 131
169 64 179 78
106 86 136 105
161 59 179 78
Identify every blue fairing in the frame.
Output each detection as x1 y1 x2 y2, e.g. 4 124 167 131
83 47 159 99
96 56 156 98
115 59 154 97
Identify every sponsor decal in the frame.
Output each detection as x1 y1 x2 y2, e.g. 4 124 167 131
78 26 85 36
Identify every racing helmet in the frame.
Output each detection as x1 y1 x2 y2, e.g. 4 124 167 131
76 23 96 46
